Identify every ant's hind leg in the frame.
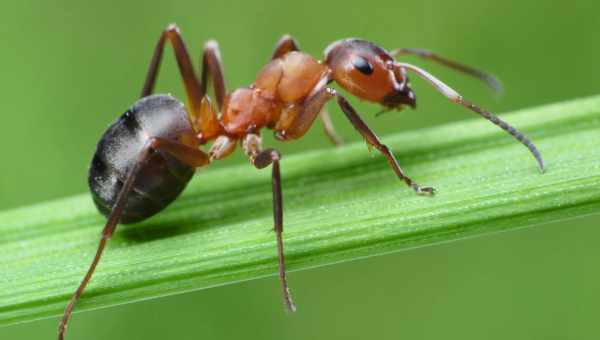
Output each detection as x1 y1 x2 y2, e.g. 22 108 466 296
59 141 156 340
335 94 436 195
140 25 228 135
271 35 300 60
141 24 203 113
243 134 296 312
58 138 209 340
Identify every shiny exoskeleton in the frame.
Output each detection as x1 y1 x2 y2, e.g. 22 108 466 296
58 24 544 340
89 95 196 223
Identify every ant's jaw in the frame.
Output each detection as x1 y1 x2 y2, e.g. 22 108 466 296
381 87 416 110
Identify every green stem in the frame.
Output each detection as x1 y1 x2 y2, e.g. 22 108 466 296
2 95 600 327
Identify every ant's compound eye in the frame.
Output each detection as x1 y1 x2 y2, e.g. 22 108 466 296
351 56 374 75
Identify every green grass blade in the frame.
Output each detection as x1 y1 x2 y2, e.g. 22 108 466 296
1 95 600 327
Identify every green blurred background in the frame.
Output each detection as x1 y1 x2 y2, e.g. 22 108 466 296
1 0 599 339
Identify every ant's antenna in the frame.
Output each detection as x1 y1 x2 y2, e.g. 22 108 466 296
391 48 503 94
396 62 544 172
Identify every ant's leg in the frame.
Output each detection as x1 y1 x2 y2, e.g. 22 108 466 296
207 135 237 160
194 97 225 144
319 108 344 146
199 40 227 110
271 36 343 145
390 48 502 93
58 138 209 340
271 34 300 59
275 76 332 141
242 134 296 312
141 24 203 113
270 36 343 145
150 137 211 167
335 93 436 195
275 75 342 146
276 83 431 194
58 144 153 340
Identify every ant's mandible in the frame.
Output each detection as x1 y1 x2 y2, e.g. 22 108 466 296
58 24 544 339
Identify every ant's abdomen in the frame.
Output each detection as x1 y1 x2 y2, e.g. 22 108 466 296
88 95 196 224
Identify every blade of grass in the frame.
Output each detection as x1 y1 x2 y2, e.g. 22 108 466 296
1 95 600 327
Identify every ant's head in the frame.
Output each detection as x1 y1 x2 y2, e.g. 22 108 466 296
324 39 416 110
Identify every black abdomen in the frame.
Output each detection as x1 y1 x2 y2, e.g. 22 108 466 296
89 95 196 224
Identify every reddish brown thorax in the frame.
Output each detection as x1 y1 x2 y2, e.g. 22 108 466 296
219 51 328 138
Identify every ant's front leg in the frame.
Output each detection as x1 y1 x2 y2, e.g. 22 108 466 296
318 107 344 146
141 24 202 112
242 134 296 312
276 74 433 194
274 74 342 145
271 36 343 145
335 94 436 195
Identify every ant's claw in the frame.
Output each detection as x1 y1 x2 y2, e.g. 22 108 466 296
415 186 436 195
332 138 344 147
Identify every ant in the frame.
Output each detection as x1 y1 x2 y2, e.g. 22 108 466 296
58 24 544 340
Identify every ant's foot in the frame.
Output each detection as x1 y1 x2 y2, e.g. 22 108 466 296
413 185 436 196
332 138 344 147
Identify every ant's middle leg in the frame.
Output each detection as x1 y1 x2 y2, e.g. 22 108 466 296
242 133 296 313
199 40 227 110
